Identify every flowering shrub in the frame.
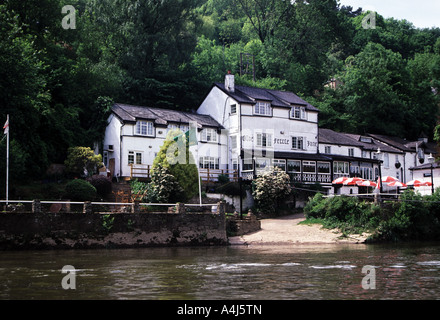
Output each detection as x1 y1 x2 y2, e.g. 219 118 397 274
252 166 292 214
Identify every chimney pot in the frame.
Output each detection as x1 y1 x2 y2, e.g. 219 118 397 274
225 73 235 93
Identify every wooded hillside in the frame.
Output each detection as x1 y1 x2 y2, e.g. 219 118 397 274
1 0 439 182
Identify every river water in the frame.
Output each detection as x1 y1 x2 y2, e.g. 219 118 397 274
1 243 440 300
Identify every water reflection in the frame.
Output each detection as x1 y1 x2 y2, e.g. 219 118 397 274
1 243 440 300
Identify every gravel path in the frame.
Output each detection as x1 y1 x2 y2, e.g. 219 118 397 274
229 213 369 245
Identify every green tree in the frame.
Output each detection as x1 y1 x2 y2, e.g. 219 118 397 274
152 130 199 201
64 179 97 201
150 164 184 203
84 0 203 110
338 43 411 137
64 147 102 178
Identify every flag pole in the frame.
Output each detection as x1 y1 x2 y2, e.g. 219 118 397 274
5 114 9 206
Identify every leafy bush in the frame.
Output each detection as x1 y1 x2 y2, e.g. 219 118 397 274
304 193 382 235
304 193 326 219
87 175 112 198
374 190 440 241
64 146 102 177
64 179 97 201
152 130 199 200
217 173 230 184
252 166 291 214
151 164 184 203
305 189 440 242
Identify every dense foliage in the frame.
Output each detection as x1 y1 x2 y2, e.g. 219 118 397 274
252 166 292 214
304 190 440 242
130 165 184 204
64 146 102 177
0 0 439 185
64 178 97 201
152 130 199 201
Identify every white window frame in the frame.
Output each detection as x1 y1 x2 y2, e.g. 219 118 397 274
317 162 331 174
334 161 349 174
256 132 273 147
273 159 286 171
167 123 189 133
103 151 108 167
256 158 269 171
384 152 389 168
136 121 154 136
287 160 301 173
291 106 306 120
303 161 316 173
242 159 254 171
254 101 271 116
128 151 134 165
201 128 218 142
292 136 305 150
348 148 354 157
324 146 331 154
230 104 237 115
128 151 142 165
199 156 219 170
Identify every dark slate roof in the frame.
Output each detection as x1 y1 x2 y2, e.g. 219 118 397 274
214 83 319 112
366 133 413 152
319 128 364 147
319 128 402 154
112 103 223 129
367 133 438 155
344 133 402 153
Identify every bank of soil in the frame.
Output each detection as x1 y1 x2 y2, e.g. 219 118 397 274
229 213 369 245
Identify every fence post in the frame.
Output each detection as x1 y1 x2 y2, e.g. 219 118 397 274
132 200 140 214
176 202 185 214
217 201 225 215
83 201 92 214
32 199 41 213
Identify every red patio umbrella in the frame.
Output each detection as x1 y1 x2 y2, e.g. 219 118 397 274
357 180 377 187
387 181 407 188
332 177 348 184
343 177 365 186
381 176 398 183
407 179 432 187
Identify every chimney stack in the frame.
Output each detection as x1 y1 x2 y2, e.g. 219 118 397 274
225 71 235 93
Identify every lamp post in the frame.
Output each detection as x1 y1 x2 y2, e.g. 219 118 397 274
427 153 435 194
375 148 383 194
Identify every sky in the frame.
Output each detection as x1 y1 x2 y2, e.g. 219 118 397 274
337 0 440 29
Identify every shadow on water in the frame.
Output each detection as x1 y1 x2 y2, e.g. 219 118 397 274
1 242 440 299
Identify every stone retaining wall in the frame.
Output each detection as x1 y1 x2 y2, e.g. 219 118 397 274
0 209 227 250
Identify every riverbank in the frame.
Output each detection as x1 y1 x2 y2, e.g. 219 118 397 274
229 213 370 245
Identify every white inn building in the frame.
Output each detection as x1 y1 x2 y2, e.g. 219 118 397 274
102 73 437 194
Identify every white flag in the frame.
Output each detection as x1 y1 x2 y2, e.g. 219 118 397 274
3 119 8 135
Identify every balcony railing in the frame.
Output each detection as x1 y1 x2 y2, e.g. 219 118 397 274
130 164 339 185
130 164 238 183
